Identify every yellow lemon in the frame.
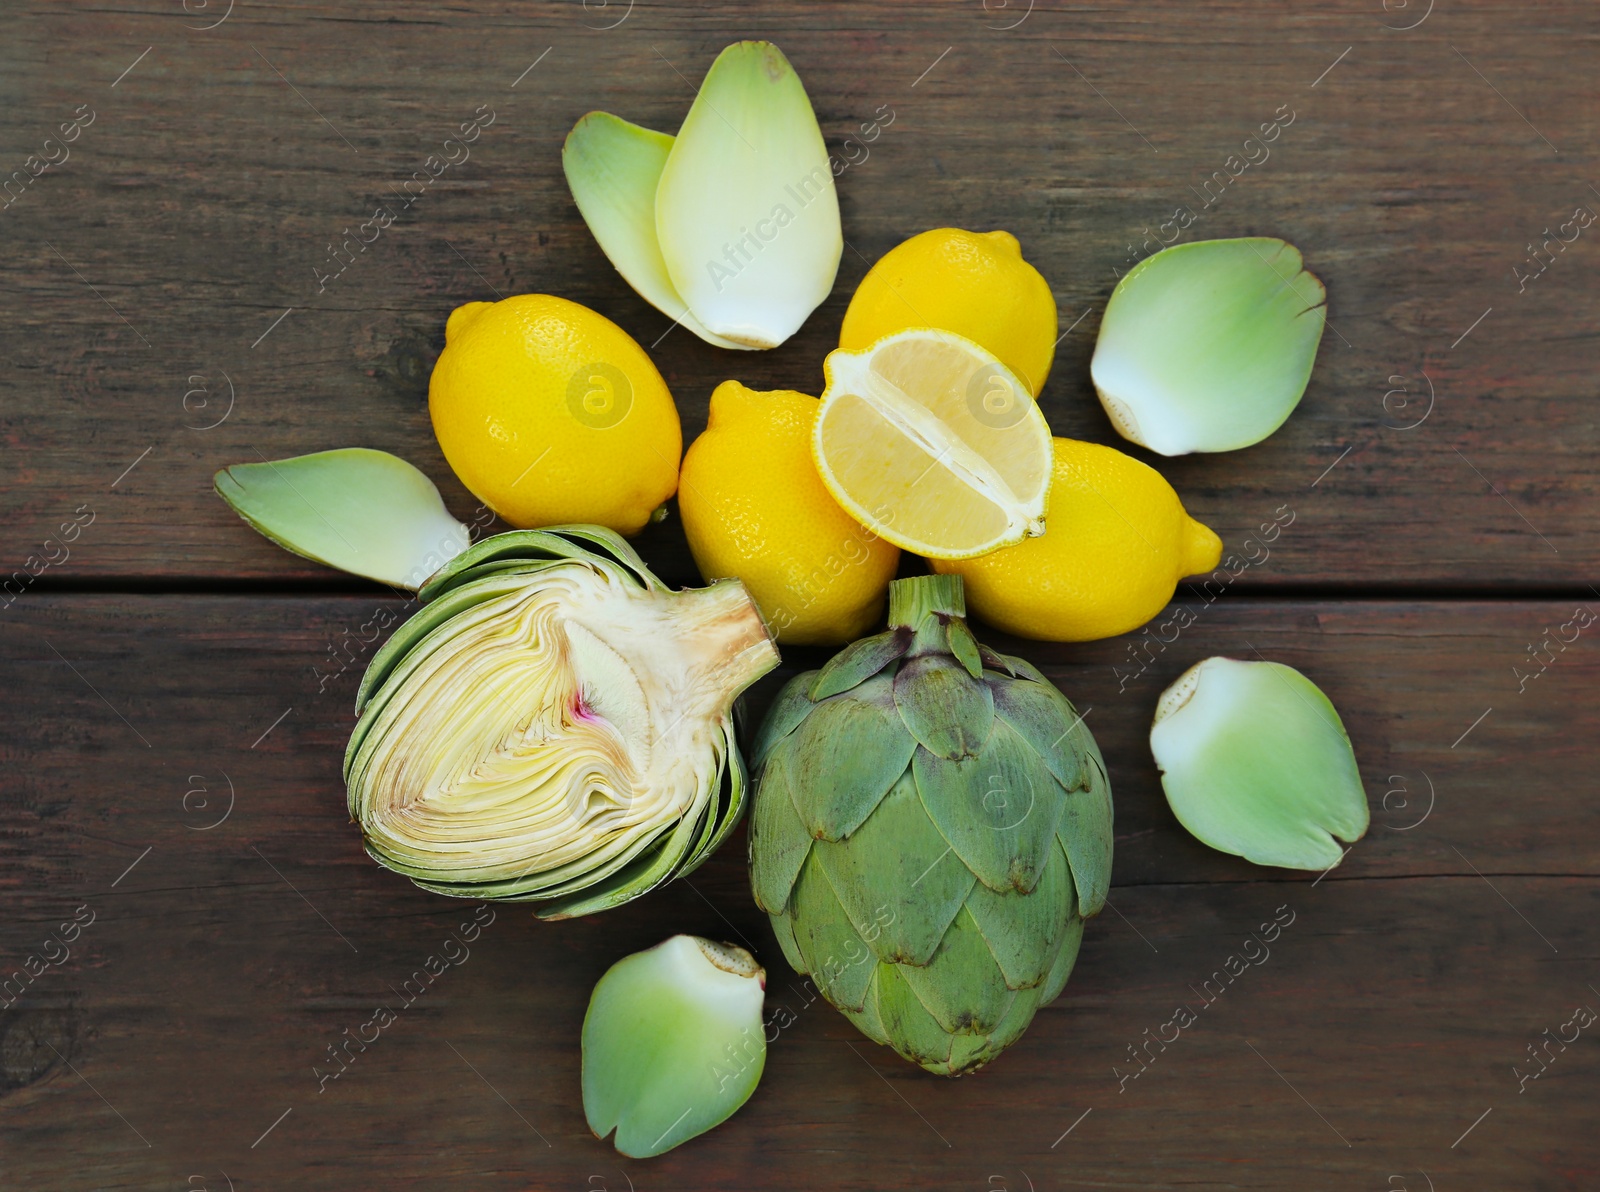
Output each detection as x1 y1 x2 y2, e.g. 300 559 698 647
934 438 1222 642
814 328 1053 560
429 294 680 535
680 381 899 645
839 228 1058 395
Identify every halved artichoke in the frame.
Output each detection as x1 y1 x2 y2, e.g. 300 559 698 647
344 528 780 918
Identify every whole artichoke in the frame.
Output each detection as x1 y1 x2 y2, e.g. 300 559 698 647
748 574 1112 1075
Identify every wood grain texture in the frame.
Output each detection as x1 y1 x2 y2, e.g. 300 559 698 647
0 1 1596 586
2 1 1596 1189
1 595 1595 1189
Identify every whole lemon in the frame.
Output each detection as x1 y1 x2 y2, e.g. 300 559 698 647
429 294 680 535
680 381 900 645
839 228 1058 395
934 438 1222 642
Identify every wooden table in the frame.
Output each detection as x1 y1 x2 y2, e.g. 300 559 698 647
3 2 1595 1188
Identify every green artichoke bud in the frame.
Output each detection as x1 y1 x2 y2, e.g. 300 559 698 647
583 934 767 1158
748 574 1112 1075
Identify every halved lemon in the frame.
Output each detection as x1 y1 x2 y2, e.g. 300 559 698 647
813 329 1053 559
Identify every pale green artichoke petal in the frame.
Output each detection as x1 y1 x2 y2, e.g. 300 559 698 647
809 628 911 701
215 448 468 589
749 671 817 773
769 911 807 975
899 906 1015 1036
561 111 748 351
1151 656 1368 870
979 980 1045 1058
1037 892 1085 1005
811 772 975 968
893 654 995 761
965 841 1072 990
944 619 984 680
655 41 841 349
783 690 916 841
583 935 766 1159
990 675 1086 792
1090 237 1326 455
841 964 891 1046
913 719 1065 894
874 961 956 1072
1058 744 1113 917
789 859 877 1012
748 745 814 914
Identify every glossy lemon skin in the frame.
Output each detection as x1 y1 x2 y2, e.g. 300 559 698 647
680 381 899 645
429 294 680 535
934 438 1223 642
839 228 1058 396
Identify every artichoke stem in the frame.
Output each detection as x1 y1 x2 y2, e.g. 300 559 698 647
887 574 966 630
673 578 782 696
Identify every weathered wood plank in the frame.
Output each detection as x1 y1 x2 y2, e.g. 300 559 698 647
0 596 1594 1188
1 1 1595 585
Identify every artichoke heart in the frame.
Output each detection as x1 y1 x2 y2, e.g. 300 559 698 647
748 574 1113 1075
345 527 779 918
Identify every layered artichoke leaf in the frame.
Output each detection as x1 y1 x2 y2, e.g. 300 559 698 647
812 772 976 968
913 716 1066 896
893 653 996 760
782 673 917 841
809 627 912 701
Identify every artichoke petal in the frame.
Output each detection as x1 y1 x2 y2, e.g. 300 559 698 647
561 111 748 351
1059 743 1114 917
655 41 841 349
420 525 663 602
978 644 1019 677
582 935 766 1158
809 627 911 701
811 772 976 967
944 618 984 680
783 686 917 841
913 719 1065 894
893 653 995 761
748 745 814 914
1037 883 1086 1005
841 965 891 1046
789 858 877 1012
1151 656 1368 869
1090 237 1326 455
898 906 1015 1036
989 674 1087 792
768 911 807 975
749 670 818 773
974 982 1045 1061
873 961 956 1072
965 841 1073 990
681 721 749 875
215 448 468 589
